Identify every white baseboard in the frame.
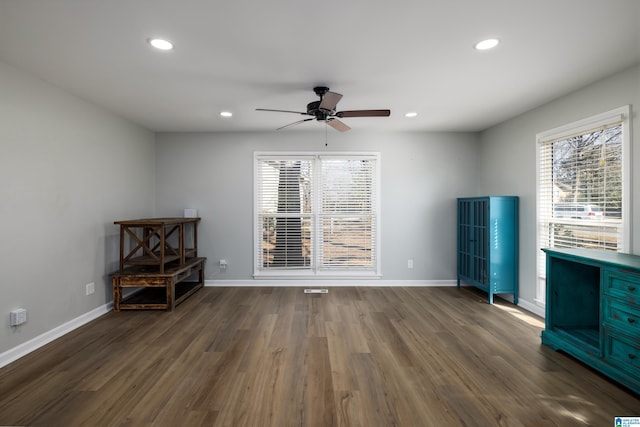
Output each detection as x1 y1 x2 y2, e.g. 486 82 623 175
0 302 113 369
515 298 545 318
206 279 459 287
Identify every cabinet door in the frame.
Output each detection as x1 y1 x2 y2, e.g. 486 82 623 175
472 199 489 285
458 199 489 285
458 200 473 279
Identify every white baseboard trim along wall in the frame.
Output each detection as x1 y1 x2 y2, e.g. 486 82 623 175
205 279 459 287
515 298 545 318
0 302 113 369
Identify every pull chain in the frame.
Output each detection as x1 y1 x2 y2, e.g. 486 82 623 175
325 121 328 147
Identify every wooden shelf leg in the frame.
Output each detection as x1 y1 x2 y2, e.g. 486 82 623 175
160 226 165 274
200 261 205 286
119 226 125 273
180 223 185 265
112 277 121 311
194 222 198 257
167 279 175 311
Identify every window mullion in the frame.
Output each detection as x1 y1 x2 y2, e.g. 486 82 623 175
312 155 321 274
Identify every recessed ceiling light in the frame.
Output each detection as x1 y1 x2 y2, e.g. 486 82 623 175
405 112 418 118
474 38 500 51
148 38 174 51
220 111 233 118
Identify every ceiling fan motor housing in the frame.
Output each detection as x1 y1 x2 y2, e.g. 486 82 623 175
256 86 389 131
307 100 330 120
309 87 334 120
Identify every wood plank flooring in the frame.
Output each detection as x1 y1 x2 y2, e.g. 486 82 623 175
0 286 638 426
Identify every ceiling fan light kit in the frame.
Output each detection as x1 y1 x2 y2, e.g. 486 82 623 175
257 86 390 132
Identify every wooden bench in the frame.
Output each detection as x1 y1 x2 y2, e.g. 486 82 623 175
112 257 206 311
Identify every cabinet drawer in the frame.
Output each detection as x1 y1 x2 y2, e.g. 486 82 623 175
603 268 640 301
603 329 640 375
603 298 640 335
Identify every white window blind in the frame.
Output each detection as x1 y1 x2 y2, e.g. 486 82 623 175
256 157 314 270
536 106 630 304
319 157 377 269
255 153 380 277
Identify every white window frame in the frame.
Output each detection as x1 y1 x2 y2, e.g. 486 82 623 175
535 105 632 306
254 151 381 279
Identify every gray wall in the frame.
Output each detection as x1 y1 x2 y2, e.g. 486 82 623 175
3 52 636 359
0 61 156 354
478 63 640 308
154 131 479 282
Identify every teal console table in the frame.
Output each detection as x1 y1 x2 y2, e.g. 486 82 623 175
542 248 640 394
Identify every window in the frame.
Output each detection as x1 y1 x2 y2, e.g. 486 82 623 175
536 106 631 304
255 152 380 277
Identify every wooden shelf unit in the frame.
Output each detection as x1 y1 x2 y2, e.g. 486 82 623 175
112 257 205 311
112 217 205 311
115 217 200 273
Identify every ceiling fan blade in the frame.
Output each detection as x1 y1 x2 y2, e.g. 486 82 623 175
319 91 343 111
256 108 308 115
337 109 391 118
276 118 314 130
327 118 351 132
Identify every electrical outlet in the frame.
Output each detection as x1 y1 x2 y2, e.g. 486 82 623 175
408 259 414 269
10 308 27 326
86 282 95 295
220 259 227 270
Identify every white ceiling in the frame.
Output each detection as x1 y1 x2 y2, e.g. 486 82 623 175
1 0 639 133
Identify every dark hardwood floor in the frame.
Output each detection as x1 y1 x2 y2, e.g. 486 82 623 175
0 286 638 426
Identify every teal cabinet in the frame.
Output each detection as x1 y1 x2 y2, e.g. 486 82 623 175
542 248 640 394
457 196 519 304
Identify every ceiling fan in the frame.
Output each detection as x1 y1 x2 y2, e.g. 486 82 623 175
256 86 390 132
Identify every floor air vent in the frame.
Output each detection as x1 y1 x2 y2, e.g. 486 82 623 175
304 288 328 294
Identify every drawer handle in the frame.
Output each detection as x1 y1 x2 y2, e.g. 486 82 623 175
628 317 636 324
629 285 637 291
629 354 637 360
